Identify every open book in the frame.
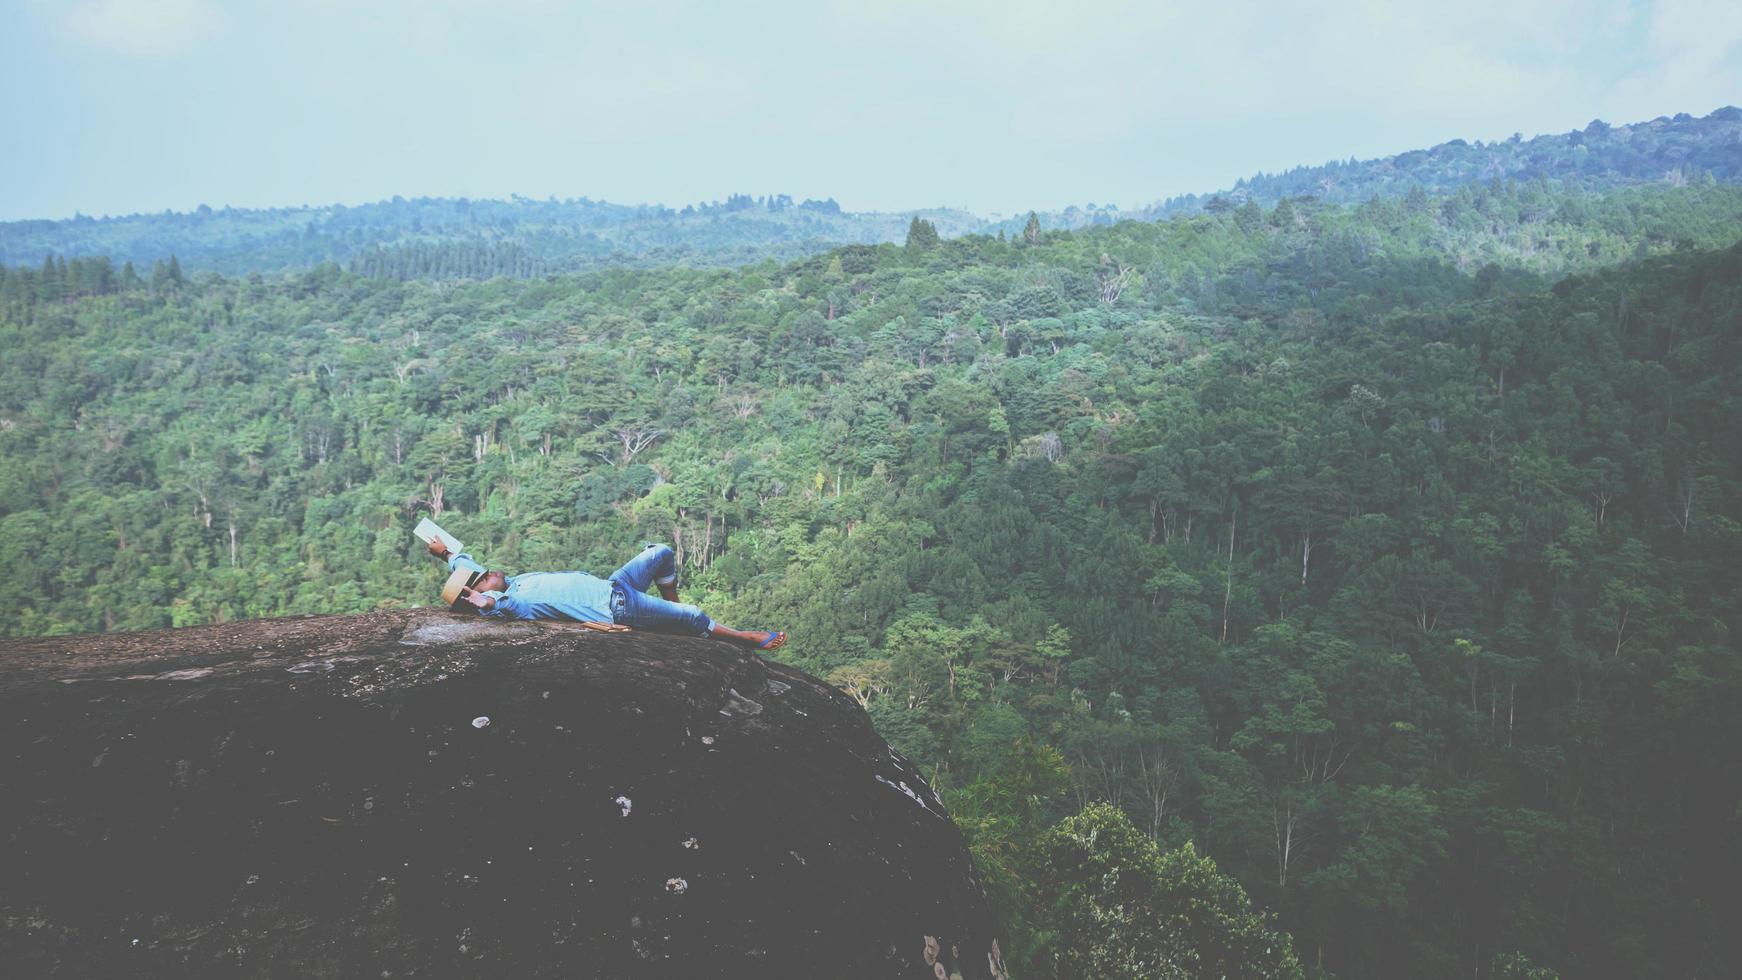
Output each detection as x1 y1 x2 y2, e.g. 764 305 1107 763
412 518 463 557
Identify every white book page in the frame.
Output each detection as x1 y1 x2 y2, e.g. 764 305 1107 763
413 518 463 557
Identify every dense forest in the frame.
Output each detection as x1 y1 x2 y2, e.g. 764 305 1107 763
4 176 1741 979
5 108 1736 280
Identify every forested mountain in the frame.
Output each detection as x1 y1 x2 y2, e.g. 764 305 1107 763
1121 105 1742 222
5 178 1741 978
7 108 1737 279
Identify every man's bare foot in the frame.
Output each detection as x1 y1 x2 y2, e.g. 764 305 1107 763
709 624 787 651
658 582 680 602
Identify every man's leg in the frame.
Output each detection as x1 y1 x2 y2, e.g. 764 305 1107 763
614 588 712 637
615 589 784 651
609 543 679 600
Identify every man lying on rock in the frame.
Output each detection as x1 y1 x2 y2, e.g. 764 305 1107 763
427 537 786 652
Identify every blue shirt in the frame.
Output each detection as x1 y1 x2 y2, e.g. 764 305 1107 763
447 552 615 623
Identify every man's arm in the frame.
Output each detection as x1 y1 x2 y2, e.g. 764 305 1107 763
429 536 485 575
461 588 514 617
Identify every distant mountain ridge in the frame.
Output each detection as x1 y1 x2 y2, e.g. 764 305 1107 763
1008 105 1742 234
1146 104 1742 215
4 106 1738 276
0 194 985 277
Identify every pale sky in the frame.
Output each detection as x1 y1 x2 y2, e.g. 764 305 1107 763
3 0 1739 221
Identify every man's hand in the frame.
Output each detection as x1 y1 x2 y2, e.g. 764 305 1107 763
459 588 496 612
427 536 451 559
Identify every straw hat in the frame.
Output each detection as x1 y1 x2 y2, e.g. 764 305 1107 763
442 567 484 607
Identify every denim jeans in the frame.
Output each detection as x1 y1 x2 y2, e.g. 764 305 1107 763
609 544 713 636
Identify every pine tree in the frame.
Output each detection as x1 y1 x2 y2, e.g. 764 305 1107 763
39 255 62 302
1023 211 1041 244
1235 199 1264 233
1271 197 1297 229
905 216 940 251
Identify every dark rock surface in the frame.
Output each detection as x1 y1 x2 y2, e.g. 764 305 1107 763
0 611 1004 978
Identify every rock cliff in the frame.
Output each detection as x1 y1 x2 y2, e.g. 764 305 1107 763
0 611 1003 979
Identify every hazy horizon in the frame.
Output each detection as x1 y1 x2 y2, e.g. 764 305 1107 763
8 99 1740 226
4 0 1741 223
